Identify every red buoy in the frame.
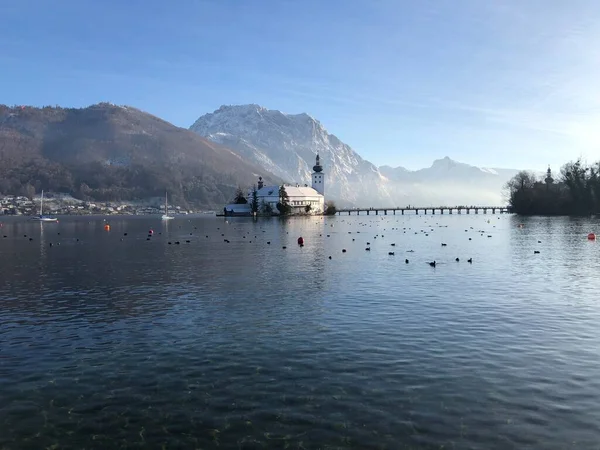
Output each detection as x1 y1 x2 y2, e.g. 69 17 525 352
149 229 154 235
588 233 596 240
297 237 304 245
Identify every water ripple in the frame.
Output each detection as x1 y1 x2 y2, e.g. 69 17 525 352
0 214 599 448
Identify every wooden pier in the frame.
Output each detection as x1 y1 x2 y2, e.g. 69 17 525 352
336 206 512 216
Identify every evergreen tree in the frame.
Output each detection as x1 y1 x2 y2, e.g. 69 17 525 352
250 185 259 214
233 186 247 204
505 159 600 215
277 185 291 215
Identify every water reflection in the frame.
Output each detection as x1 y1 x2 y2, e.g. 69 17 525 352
1 214 600 449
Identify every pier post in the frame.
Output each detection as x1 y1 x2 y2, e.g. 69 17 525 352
375 210 378 215
384 210 387 215
402 210 404 215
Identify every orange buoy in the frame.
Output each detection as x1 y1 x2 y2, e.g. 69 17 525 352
104 224 110 231
588 233 596 240
297 236 304 245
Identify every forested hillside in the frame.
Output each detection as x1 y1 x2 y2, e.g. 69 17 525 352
0 103 279 208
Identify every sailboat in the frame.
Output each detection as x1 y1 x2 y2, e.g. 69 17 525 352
161 191 174 220
31 190 58 222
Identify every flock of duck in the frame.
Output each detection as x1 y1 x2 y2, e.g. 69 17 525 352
1 214 559 266
206 215 501 268
313 218 485 267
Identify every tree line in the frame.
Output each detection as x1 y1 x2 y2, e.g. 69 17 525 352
505 159 600 215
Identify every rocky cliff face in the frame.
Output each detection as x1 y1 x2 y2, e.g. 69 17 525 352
190 104 393 206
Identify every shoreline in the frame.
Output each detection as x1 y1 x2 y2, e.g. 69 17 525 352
0 212 216 220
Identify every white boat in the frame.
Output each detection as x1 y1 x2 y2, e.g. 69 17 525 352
30 190 58 222
161 192 174 220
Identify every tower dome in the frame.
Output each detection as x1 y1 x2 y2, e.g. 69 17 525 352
313 154 323 173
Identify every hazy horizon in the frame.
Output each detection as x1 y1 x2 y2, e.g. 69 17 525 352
2 0 598 172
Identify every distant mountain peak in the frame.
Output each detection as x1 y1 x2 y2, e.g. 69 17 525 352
431 156 458 166
191 105 327 143
211 104 319 124
217 104 265 114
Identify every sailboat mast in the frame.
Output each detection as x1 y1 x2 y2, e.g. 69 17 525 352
40 190 44 216
165 191 168 216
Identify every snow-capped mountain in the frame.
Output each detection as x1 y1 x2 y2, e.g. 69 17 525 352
190 104 392 206
191 105 519 206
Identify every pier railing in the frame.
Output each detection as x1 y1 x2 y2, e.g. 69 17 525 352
335 206 512 215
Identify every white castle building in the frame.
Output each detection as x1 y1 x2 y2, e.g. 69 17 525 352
223 154 325 216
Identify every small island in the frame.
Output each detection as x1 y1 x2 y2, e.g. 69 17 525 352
506 159 600 215
222 154 335 216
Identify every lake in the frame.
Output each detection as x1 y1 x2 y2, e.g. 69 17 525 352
1 213 599 449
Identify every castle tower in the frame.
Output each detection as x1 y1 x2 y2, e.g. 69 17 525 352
312 153 324 195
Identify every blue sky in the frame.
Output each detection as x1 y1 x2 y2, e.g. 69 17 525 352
1 0 598 170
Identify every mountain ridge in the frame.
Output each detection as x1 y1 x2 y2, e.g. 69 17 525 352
0 101 521 208
191 105 520 206
0 103 282 207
